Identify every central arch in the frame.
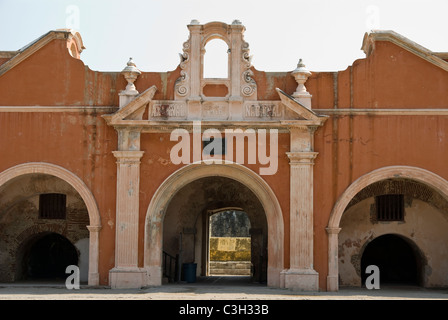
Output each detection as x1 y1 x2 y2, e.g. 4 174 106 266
144 161 284 287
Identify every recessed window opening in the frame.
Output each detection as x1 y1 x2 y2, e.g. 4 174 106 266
39 193 66 219
376 194 404 221
203 39 229 79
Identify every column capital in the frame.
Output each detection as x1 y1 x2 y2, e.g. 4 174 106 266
87 225 102 232
113 150 144 163
117 129 142 151
326 227 341 235
286 151 318 164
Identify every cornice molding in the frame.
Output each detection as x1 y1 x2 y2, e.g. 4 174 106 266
362 30 448 72
0 106 117 113
286 151 318 164
317 108 448 116
0 30 76 77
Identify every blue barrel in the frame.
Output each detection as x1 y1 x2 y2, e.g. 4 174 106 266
183 263 197 283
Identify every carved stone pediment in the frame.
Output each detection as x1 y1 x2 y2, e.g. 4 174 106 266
103 86 157 125
276 88 327 126
103 21 327 132
174 20 257 102
103 87 328 130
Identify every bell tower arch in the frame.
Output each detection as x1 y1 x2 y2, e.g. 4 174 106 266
175 20 257 107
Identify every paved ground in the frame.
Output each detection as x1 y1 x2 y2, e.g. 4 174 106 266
0 276 447 300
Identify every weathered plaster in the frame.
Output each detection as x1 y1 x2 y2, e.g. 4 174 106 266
339 197 448 287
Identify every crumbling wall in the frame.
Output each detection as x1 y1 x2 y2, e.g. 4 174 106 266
339 195 448 287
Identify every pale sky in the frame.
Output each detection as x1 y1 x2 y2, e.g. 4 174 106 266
0 0 447 73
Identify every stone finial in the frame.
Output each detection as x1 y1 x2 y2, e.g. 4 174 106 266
291 59 312 108
121 57 141 94
189 19 200 25
232 19 242 25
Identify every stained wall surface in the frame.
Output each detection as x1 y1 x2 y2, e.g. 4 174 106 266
0 28 447 289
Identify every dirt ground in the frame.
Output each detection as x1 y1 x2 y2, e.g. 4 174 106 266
0 276 447 300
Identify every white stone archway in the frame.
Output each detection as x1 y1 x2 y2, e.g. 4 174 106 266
326 165 448 291
144 161 284 287
0 162 101 286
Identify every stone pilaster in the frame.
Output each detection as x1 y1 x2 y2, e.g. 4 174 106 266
187 20 202 101
326 227 341 291
86 225 101 286
109 150 146 288
282 151 319 290
229 21 243 99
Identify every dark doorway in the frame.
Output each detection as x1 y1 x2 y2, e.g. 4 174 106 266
21 233 78 280
162 176 268 285
361 234 420 286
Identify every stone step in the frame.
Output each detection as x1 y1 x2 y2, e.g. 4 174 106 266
209 261 251 275
209 261 251 270
209 268 251 276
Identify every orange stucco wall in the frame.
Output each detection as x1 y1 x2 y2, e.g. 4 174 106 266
1 34 448 289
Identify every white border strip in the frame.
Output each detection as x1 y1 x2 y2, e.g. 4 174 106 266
318 108 448 116
2 106 448 116
0 106 118 113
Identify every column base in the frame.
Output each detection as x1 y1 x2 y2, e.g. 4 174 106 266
145 266 163 286
327 275 339 292
109 267 147 289
88 272 100 286
281 268 319 291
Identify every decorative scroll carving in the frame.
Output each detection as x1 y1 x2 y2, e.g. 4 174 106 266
241 41 252 68
241 69 257 97
241 41 257 97
175 37 190 98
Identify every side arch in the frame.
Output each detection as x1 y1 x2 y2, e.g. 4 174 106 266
326 165 448 291
144 161 284 287
0 162 101 285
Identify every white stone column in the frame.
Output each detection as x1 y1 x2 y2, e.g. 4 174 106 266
279 124 319 290
109 150 146 288
282 151 319 290
87 225 101 286
326 227 341 291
